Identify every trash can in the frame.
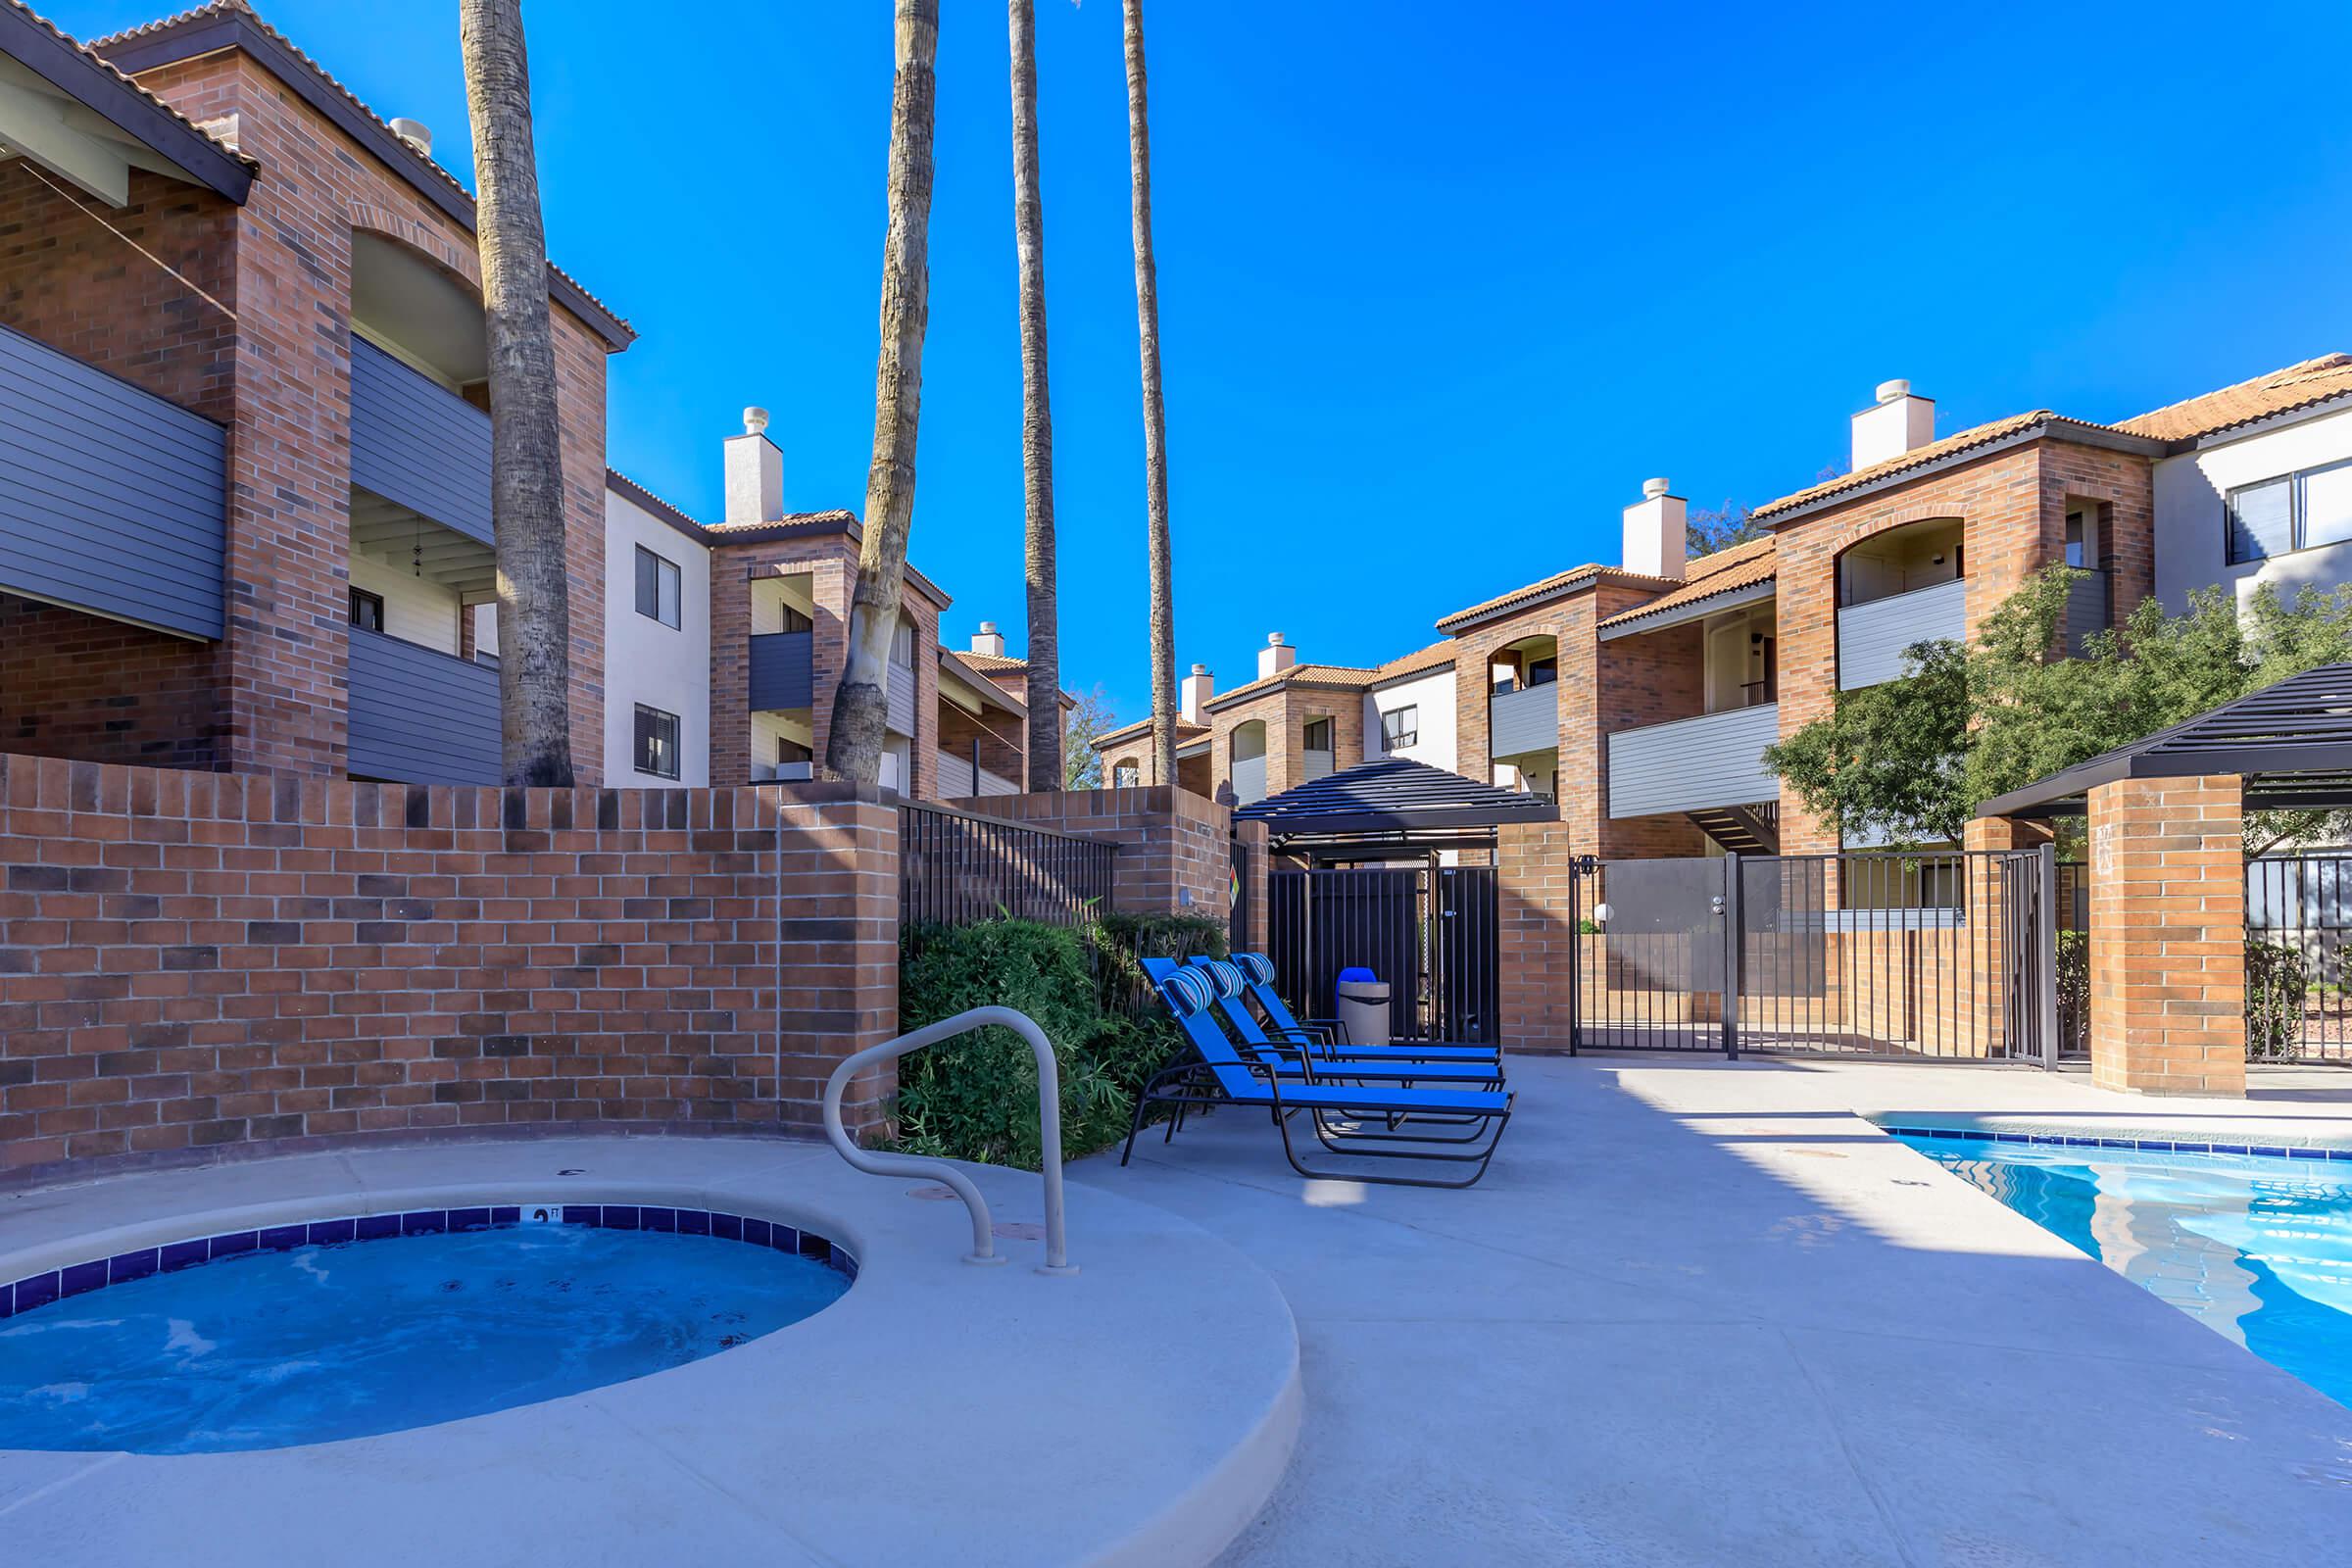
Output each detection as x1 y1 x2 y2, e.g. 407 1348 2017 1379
1334 966 1392 1048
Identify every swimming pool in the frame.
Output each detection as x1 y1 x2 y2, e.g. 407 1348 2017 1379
0 1202 852 1454
1894 1131 2352 1407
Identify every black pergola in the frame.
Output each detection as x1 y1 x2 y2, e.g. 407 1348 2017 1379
1979 662 2352 819
1236 757 1558 862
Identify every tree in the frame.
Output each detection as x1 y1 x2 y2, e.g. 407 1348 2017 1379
460 0 572 786
1008 0 1061 791
1765 566 2352 850
1685 500 1768 559
1120 0 1178 785
826 1 942 785
1060 684 1117 790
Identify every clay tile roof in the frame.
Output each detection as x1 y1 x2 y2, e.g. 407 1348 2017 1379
1201 662 1385 711
1433 564 1608 632
2 1 255 174
1093 714 1210 750
702 509 860 534
1749 412 2053 521
956 650 1025 672
2110 354 2352 442
89 1 633 346
1372 639 1458 683
1597 534 1777 631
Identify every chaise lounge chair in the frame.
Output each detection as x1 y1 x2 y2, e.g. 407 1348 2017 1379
1153 958 1504 1091
1212 953 1502 1065
1121 963 1512 1189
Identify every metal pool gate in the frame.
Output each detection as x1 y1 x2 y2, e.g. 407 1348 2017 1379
1567 848 2059 1063
2247 850 2352 1063
1267 864 1499 1045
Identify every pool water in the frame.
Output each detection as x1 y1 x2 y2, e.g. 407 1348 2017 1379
0 1222 848 1454
1898 1135 2352 1407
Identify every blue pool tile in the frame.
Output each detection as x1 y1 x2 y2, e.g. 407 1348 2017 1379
15 1272 58 1313
491 1206 520 1226
401 1209 448 1237
2288 1147 2329 1160
0 1280 12 1317
210 1231 259 1260
603 1205 640 1231
640 1206 676 1234
796 1231 827 1261
308 1218 357 1247
710 1212 743 1242
449 1206 493 1233
2250 1146 2289 1159
161 1238 209 1273
260 1224 309 1252
2209 1144 2250 1156
743 1217 770 1249
59 1259 107 1298
833 1251 858 1282
677 1209 710 1237
108 1249 160 1286
1992 1132 2028 1144
355 1213 401 1241
773 1225 802 1255
2329 1148 2352 1161
563 1204 599 1226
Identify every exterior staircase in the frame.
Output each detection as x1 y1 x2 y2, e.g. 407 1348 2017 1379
1688 803 1780 855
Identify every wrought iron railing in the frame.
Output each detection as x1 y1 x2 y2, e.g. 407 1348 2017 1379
899 799 1115 931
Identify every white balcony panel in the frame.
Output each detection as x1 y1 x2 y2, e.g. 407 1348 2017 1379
1838 577 1965 690
1608 703 1781 819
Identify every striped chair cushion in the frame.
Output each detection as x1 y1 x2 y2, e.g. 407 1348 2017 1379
1200 958 1246 999
1234 953 1275 986
1160 964 1215 1017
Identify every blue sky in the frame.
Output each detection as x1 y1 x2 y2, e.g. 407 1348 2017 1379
54 1 2352 726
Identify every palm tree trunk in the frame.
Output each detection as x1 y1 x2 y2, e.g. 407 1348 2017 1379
1009 0 1060 793
826 0 942 787
460 0 573 787
1121 0 1178 786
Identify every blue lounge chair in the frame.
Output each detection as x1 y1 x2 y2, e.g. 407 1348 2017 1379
1122 963 1512 1189
1216 953 1501 1065
1153 958 1504 1091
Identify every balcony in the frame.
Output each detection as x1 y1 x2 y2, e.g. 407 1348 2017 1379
349 335 492 544
753 760 812 783
1303 747 1336 782
1607 703 1780 819
2064 569 2109 655
1838 577 1965 690
1232 754 1268 806
0 320 226 640
347 626 501 785
749 631 813 710
888 661 916 737
937 753 1019 799
1490 681 1558 760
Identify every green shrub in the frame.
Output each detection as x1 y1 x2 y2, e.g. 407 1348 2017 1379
892 915 1208 1169
2056 930 2088 1055
2246 937 2310 1060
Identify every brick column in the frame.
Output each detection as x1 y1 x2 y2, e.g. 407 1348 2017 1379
770 786 902 1136
1496 820 1577 1052
2087 774 2245 1097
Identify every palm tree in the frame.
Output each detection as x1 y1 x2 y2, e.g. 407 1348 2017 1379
1008 0 1061 791
826 0 943 784
1121 0 1177 784
459 0 573 786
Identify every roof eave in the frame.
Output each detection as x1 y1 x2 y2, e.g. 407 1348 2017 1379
1598 575 1778 640
1758 419 2168 529
0 2 252 202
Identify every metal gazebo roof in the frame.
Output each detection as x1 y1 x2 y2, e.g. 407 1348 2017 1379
1978 662 2352 818
1234 758 1558 854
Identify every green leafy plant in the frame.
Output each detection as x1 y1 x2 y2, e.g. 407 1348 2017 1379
2056 929 2088 1056
2245 937 2310 1060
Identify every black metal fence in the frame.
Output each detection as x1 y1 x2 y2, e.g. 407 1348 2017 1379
2247 850 2352 1063
898 800 1115 931
1267 865 1499 1045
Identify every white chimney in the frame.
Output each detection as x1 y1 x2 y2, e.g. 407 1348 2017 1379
390 118 432 159
1850 378 1936 471
970 621 1006 659
1622 477 1687 581
1181 662 1213 722
723 408 783 526
1257 633 1297 682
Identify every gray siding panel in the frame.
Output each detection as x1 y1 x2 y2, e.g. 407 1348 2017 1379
887 661 916 737
349 335 493 544
1232 754 1268 805
1607 703 1781 818
348 628 502 785
1490 682 1559 759
2064 571 2109 655
748 631 813 710
0 322 225 639
1837 577 1965 690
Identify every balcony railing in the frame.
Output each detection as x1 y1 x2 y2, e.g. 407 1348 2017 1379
1302 747 1336 782
1232 753 1268 806
2064 568 2109 655
888 660 916 737
1838 577 1965 690
0 320 226 640
347 626 501 785
753 760 812 783
1607 702 1780 819
1491 680 1558 760
749 630 814 710
349 335 492 544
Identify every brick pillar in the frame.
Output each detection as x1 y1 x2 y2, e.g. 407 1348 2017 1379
2087 774 2245 1097
1236 820 1271 955
1496 820 1577 1052
772 786 902 1136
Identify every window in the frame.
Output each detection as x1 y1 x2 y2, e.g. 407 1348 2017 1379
778 737 812 766
1525 657 1558 687
1302 717 1332 753
634 545 681 628
2228 459 2352 564
777 603 812 634
1381 706 1418 751
890 618 916 668
1112 760 1141 788
2064 511 2087 568
633 704 681 780
348 588 384 632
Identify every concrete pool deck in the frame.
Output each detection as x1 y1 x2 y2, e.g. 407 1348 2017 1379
1080 1054 2352 1567
0 1135 1300 1567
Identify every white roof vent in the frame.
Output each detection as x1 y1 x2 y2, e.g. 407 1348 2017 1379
389 118 433 159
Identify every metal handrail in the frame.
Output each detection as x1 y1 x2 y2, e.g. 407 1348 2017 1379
821 1005 1076 1276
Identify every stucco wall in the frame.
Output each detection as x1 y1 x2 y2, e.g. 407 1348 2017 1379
1363 665 1457 772
2153 405 2352 613
604 488 712 786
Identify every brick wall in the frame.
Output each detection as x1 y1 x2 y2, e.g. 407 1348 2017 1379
0 754 901 1185
0 595 220 768
1201 680 1365 805
1495 819 1578 1052
962 785 1239 923
2086 773 2245 1097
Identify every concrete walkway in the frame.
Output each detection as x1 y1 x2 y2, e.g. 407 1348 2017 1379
1078 1055 2352 1567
